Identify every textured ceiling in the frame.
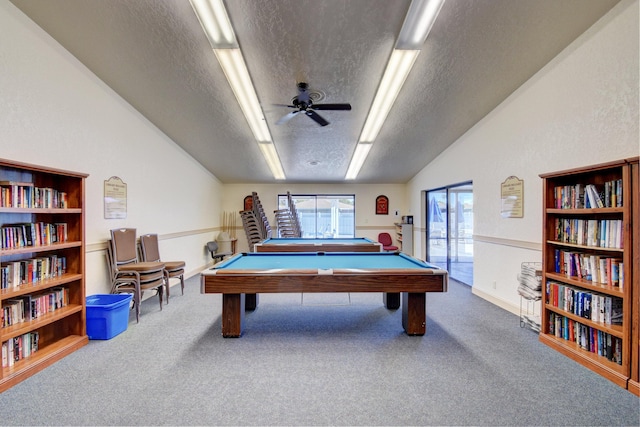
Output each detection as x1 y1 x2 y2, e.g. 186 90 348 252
10 0 620 183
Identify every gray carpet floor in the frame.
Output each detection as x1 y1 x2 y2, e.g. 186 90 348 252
0 275 638 426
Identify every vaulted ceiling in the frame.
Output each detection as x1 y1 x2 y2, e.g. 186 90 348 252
10 0 620 183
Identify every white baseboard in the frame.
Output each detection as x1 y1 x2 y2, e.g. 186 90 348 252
472 287 520 316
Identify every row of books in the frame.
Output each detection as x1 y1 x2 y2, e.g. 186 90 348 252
554 250 624 288
0 180 68 209
1 332 39 368
554 218 623 249
546 280 622 325
1 287 69 328
0 222 68 250
553 179 622 209
548 313 622 365
0 255 67 289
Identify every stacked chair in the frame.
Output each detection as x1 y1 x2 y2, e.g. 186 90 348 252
106 228 165 322
275 192 302 237
139 233 186 302
240 192 272 247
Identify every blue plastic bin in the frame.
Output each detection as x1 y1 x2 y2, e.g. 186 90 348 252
86 294 133 340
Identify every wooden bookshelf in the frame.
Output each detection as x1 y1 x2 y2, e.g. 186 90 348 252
628 160 639 396
539 157 638 392
1 158 88 393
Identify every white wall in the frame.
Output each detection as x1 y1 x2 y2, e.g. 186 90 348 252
0 1 223 296
408 0 639 313
222 183 407 252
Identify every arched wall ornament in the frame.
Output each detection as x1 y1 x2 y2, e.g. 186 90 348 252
376 195 389 215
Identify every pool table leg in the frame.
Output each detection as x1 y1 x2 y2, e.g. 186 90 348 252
383 292 400 310
245 293 259 311
222 293 245 337
402 292 426 335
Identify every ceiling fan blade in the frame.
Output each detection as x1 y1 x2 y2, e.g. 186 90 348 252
276 110 301 125
274 103 296 108
305 109 329 126
311 103 352 111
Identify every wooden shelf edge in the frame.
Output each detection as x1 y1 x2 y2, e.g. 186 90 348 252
544 272 625 297
0 334 88 393
0 304 84 341
539 333 629 388
543 304 624 338
1 273 83 298
0 207 82 214
546 207 624 215
0 241 83 256
546 240 623 253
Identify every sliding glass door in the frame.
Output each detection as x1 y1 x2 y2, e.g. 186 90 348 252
426 183 474 285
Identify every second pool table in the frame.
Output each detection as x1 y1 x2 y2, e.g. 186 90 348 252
253 237 383 253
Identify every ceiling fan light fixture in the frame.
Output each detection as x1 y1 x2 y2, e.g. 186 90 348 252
345 143 373 180
397 0 445 49
258 142 286 180
190 0 237 48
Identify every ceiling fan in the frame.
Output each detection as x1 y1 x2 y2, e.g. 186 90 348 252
276 82 352 127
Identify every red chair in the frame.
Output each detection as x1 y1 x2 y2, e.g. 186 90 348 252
378 232 399 251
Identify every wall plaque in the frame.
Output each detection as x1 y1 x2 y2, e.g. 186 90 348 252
376 195 389 215
104 176 127 219
501 176 523 218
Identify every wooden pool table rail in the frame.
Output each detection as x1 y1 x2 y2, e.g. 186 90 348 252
201 267 447 337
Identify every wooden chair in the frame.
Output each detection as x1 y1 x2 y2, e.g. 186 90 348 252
107 228 165 322
139 233 185 302
377 232 399 251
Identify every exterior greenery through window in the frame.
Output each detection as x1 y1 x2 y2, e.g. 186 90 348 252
278 194 355 238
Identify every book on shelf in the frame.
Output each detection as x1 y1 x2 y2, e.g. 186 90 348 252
1 256 67 289
2 287 68 327
553 179 623 209
1 332 39 368
546 280 623 325
554 218 623 249
553 250 622 287
548 312 622 365
0 222 68 249
0 180 68 209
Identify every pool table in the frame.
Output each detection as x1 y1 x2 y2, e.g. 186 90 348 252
253 237 382 253
200 252 448 337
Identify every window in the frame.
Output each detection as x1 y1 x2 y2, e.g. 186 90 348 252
278 194 355 238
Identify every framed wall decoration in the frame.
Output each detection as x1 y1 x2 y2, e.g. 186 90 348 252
104 176 127 219
376 195 389 215
500 176 524 218
243 195 253 212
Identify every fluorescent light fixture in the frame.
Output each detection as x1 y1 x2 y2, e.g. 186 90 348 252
214 49 272 143
346 0 444 180
358 49 419 143
397 0 445 49
345 143 373 180
191 0 286 179
258 142 286 180
190 0 237 48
